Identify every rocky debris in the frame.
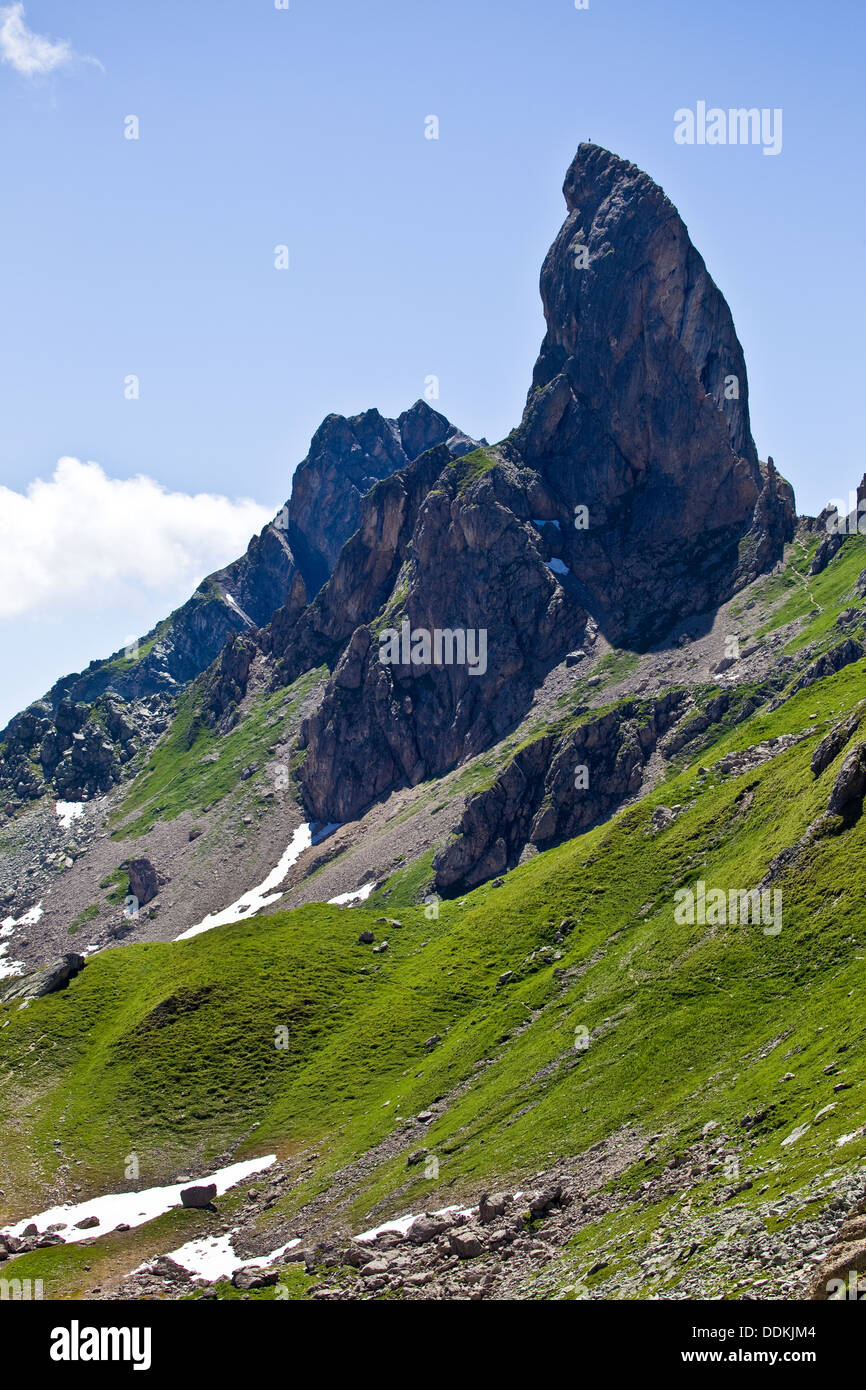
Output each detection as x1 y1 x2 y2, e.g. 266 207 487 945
180 1183 217 1210
0 952 85 1005
714 732 810 779
0 1227 66 1259
808 1192 866 1299
74 1215 99 1230
357 931 375 945
479 1192 511 1225
408 1215 453 1245
92 1110 866 1304
811 710 862 776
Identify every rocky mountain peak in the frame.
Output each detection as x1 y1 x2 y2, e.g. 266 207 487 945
515 142 795 644
286 401 474 598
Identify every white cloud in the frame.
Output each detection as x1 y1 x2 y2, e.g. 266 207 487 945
0 3 99 77
0 458 273 620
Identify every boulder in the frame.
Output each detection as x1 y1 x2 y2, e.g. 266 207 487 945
180 1182 217 1210
449 1227 485 1259
232 1267 278 1290
528 1184 564 1218
0 953 85 1006
479 1192 510 1225
408 1216 452 1245
808 1240 866 1300
128 858 161 908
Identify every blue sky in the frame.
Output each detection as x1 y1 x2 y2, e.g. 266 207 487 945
1 0 864 725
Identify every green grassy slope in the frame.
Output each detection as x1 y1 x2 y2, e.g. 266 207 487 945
2 537 864 1298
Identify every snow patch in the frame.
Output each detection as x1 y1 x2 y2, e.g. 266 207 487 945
156 1231 301 1281
328 882 375 906
2 1155 277 1246
175 822 338 940
781 1124 811 1147
545 558 570 576
55 801 84 830
222 590 253 626
0 902 43 979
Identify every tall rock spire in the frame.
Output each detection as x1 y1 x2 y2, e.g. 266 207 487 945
514 143 795 643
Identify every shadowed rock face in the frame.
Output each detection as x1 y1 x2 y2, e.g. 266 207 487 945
432 691 687 895
286 401 476 599
296 452 587 823
513 143 795 645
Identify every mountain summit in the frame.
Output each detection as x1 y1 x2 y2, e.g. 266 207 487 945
293 145 797 823
514 143 795 643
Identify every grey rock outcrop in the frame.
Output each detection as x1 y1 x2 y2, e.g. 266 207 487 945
0 952 85 1005
827 742 866 820
811 710 862 777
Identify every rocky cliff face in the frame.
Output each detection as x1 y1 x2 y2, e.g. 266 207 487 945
295 449 587 822
291 145 796 826
1 146 798 830
512 143 795 645
0 692 172 807
432 690 687 894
